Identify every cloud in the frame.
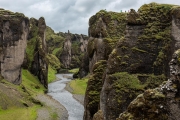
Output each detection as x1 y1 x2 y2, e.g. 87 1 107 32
0 0 180 35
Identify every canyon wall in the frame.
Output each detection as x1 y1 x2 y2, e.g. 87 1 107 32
24 17 48 88
0 9 29 84
83 3 180 120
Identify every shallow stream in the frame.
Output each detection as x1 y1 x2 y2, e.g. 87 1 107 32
48 74 84 120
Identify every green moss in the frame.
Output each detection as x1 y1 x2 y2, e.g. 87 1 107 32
89 10 127 39
112 72 143 90
48 65 57 83
131 47 148 53
26 23 38 69
46 54 61 70
87 38 95 58
85 60 107 117
52 48 61 55
45 26 65 55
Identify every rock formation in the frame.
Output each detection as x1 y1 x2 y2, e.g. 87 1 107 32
83 3 180 120
83 9 127 120
46 28 88 70
0 9 29 84
117 49 180 120
59 30 72 69
25 17 48 88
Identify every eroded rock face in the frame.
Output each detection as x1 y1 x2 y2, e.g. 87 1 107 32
79 10 127 79
83 10 127 120
25 17 48 88
100 3 179 120
60 31 72 69
30 17 48 88
117 49 180 120
83 60 107 120
48 30 88 70
0 9 29 84
83 3 180 120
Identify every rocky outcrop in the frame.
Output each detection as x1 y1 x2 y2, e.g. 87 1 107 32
60 31 88 69
79 10 127 79
83 10 127 120
59 30 72 69
0 9 29 84
46 28 88 70
83 60 107 120
117 49 180 120
100 3 177 119
25 17 48 88
83 3 180 120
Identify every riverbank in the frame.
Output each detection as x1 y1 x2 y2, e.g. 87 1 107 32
48 74 84 120
65 82 85 105
36 94 68 120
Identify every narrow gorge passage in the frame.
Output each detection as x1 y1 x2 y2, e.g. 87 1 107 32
48 74 84 120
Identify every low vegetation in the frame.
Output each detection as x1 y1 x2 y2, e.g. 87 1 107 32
69 78 88 95
48 65 57 83
0 69 46 120
68 68 79 73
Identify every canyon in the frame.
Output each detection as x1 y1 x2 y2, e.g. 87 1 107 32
1 2 180 120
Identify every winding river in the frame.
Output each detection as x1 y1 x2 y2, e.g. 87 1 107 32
47 74 84 120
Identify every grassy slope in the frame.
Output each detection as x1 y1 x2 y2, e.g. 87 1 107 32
68 68 79 73
0 69 45 120
69 77 88 95
68 68 88 95
48 65 57 83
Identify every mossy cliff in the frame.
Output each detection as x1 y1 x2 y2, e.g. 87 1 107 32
83 60 107 120
100 3 180 120
0 9 48 119
82 3 180 120
83 10 128 120
24 17 48 88
79 10 127 78
117 49 180 120
0 8 29 84
46 28 88 71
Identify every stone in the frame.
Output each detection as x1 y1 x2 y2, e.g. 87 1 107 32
0 9 29 84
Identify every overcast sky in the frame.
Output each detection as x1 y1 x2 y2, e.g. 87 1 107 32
0 0 180 35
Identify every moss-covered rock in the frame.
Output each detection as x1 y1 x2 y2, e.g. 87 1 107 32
100 3 178 119
84 60 107 120
46 28 88 70
117 49 180 120
25 17 48 88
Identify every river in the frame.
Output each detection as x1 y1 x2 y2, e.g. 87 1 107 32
47 74 84 120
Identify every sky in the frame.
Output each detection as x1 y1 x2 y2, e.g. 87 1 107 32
0 0 180 35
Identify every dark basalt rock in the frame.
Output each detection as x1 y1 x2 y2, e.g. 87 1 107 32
25 17 48 88
117 49 180 120
83 3 180 120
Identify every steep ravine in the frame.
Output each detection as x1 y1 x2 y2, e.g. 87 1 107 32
48 74 84 120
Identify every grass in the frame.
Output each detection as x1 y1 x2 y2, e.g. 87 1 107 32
0 69 46 120
69 78 88 95
52 48 61 55
68 68 79 73
21 69 46 95
48 65 57 83
0 106 39 120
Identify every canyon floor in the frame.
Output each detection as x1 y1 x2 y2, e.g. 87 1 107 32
36 75 85 120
